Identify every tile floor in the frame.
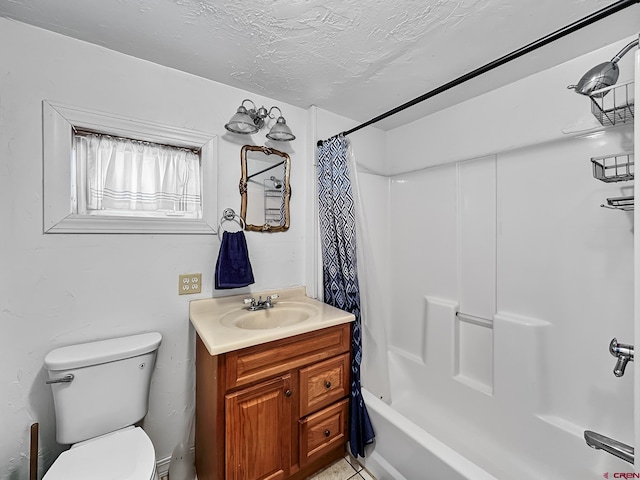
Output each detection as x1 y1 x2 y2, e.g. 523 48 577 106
307 455 376 480
166 454 376 480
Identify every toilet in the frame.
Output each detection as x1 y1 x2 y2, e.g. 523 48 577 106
43 332 162 480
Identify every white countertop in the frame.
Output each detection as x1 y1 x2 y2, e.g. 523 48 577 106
190 286 355 355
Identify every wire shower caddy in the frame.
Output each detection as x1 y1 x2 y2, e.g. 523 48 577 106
591 152 635 211
591 152 634 183
589 80 635 127
587 80 635 211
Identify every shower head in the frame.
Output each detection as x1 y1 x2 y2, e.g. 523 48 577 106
567 61 619 97
567 38 638 97
270 176 283 189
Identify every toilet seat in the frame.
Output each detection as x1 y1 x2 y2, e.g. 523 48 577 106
43 426 157 480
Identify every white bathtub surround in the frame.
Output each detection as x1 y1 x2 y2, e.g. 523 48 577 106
455 157 496 393
316 35 638 479
457 156 497 321
377 131 634 477
493 313 550 411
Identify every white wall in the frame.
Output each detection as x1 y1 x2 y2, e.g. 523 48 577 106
382 35 636 478
0 18 309 478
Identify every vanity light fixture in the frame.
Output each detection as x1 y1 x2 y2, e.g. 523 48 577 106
224 99 296 141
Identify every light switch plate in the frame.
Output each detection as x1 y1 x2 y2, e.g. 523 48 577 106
179 273 202 295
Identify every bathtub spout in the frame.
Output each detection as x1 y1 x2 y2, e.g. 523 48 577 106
584 430 634 464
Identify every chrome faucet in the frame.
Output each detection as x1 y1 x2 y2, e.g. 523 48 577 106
243 294 279 311
609 338 634 377
584 430 634 464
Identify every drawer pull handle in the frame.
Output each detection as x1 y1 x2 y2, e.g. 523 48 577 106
324 381 331 389
324 430 331 437
285 389 292 397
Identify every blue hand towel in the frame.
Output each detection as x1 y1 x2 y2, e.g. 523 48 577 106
215 231 255 289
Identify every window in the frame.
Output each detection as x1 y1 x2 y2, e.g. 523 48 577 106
74 132 202 218
43 101 217 233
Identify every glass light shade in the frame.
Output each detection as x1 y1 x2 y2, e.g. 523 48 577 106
225 106 259 134
266 116 295 141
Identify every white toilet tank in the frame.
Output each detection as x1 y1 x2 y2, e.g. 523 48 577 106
44 332 162 445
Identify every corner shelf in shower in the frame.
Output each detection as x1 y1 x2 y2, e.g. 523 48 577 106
589 80 635 127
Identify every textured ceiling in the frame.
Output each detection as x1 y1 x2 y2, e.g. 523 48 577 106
1 0 639 130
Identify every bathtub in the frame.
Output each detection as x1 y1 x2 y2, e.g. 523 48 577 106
359 389 499 480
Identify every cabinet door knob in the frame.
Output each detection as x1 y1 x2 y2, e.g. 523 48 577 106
285 389 292 397
324 381 331 389
324 430 331 437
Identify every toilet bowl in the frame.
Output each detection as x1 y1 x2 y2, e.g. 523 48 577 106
43 427 159 480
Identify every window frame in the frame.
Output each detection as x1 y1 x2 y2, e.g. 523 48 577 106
43 100 218 234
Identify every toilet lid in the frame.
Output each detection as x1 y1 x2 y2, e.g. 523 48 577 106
44 427 156 480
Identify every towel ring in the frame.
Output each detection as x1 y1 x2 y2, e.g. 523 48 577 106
217 208 246 241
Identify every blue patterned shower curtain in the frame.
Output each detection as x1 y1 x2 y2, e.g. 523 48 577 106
317 135 375 458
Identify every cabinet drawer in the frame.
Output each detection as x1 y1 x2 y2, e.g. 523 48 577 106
225 323 350 389
299 353 350 417
299 399 349 466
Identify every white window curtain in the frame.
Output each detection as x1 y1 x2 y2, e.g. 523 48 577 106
77 133 202 216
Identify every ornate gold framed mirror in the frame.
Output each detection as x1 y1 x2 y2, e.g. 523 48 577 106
240 145 291 232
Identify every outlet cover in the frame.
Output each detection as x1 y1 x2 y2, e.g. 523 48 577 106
179 273 202 295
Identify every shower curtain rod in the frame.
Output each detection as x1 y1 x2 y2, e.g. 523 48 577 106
317 0 640 147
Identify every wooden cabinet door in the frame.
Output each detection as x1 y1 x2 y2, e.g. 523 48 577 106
225 375 292 480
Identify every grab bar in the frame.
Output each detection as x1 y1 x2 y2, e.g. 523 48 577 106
584 430 634 464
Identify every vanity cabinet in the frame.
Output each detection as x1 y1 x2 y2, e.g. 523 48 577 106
195 323 351 480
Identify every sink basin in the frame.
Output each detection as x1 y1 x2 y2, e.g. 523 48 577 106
220 302 320 330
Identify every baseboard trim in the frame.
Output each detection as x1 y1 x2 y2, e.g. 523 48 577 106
156 455 171 479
